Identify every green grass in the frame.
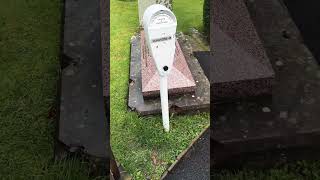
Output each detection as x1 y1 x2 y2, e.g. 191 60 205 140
173 0 204 32
0 0 92 179
110 0 208 179
3 0 320 179
110 1 320 180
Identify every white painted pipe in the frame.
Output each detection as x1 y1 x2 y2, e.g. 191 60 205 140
160 75 170 132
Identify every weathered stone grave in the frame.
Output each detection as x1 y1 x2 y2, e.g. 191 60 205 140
125 2 210 178
211 0 320 169
56 0 108 176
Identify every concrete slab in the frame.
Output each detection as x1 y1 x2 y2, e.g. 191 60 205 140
56 0 108 175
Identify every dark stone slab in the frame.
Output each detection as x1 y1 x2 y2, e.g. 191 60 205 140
128 33 210 116
212 0 320 169
284 0 320 64
140 31 196 98
100 0 110 174
56 0 108 175
101 0 109 99
194 51 211 82
209 0 275 102
163 129 210 180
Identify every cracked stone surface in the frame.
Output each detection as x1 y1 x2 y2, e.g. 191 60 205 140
212 0 320 168
58 0 108 162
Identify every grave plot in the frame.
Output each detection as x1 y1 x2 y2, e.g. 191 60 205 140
128 2 209 116
211 0 320 169
56 0 108 176
110 0 210 179
128 32 209 116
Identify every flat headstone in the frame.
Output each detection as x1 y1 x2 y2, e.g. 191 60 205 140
57 0 108 175
140 31 196 98
128 33 209 116
138 0 172 25
209 0 275 102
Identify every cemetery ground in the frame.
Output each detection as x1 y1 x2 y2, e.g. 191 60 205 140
0 0 319 179
110 0 209 179
112 0 320 179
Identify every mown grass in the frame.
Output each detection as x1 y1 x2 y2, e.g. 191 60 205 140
0 0 92 179
110 1 320 180
3 0 318 179
110 0 209 179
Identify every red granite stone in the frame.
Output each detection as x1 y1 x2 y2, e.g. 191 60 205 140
208 0 275 101
140 31 196 98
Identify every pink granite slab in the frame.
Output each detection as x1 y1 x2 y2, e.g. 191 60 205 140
140 31 196 98
207 0 275 101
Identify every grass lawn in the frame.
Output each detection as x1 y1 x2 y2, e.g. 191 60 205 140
110 0 209 179
2 0 320 179
0 0 92 179
110 0 320 180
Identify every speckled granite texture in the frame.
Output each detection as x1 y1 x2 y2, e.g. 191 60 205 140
213 0 320 169
210 0 275 101
140 31 196 98
101 0 109 98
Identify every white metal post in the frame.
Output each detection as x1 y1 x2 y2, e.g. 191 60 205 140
160 75 169 132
